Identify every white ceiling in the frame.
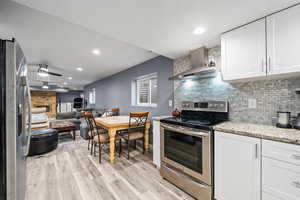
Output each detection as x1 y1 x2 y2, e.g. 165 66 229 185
0 0 157 87
2 0 299 87
11 0 300 59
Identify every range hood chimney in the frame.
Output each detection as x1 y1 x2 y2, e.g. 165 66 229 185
169 47 216 80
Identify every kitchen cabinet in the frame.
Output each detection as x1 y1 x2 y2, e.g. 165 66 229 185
221 19 267 81
262 140 300 200
267 5 300 75
215 132 261 200
221 4 300 81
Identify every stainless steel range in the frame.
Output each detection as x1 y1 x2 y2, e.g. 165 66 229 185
160 101 229 200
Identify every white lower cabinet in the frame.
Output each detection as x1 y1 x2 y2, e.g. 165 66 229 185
215 132 300 200
215 132 261 200
262 140 300 200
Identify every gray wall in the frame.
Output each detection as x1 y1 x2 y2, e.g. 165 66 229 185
56 91 83 103
84 56 174 118
174 46 300 125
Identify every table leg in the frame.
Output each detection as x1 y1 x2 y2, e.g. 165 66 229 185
108 128 117 164
73 129 76 140
144 122 151 152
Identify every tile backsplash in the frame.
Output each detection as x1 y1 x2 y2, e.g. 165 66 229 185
173 46 300 125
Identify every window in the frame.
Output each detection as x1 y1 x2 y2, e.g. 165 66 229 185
89 88 96 104
134 73 158 107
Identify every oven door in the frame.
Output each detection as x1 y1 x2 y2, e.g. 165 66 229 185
160 123 211 185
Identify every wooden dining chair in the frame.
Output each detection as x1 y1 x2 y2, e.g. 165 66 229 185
85 113 110 163
83 112 94 151
104 108 120 117
119 112 149 160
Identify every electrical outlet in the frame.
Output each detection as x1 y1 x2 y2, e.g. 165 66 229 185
248 98 257 109
169 100 173 107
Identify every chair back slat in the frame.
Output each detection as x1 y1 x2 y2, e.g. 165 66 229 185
84 112 102 137
128 112 149 133
104 108 120 117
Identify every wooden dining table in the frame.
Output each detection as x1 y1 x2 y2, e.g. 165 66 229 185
95 115 151 164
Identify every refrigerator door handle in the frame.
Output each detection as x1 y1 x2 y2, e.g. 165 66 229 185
22 76 32 156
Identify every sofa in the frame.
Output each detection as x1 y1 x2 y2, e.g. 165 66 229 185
56 111 83 130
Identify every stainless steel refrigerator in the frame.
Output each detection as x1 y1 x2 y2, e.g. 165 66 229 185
0 39 32 200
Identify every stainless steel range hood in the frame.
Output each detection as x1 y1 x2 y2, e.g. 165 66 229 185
170 47 216 80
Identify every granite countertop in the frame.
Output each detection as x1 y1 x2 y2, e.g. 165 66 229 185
214 122 300 145
152 116 171 121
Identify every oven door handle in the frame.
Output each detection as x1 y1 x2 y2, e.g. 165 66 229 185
161 124 209 137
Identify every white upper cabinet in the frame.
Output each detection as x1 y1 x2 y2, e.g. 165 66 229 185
221 4 300 81
215 132 261 200
267 5 300 75
221 19 267 81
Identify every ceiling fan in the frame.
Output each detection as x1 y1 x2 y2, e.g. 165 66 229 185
33 64 63 77
30 80 69 92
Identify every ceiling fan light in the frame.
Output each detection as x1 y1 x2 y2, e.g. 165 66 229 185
40 67 48 72
42 81 49 89
38 71 49 77
42 85 49 89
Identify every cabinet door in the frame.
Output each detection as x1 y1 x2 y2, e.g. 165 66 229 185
262 157 300 200
215 132 261 200
267 5 300 75
221 19 267 81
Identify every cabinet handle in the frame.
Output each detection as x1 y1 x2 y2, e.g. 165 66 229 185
292 154 300 160
291 181 300 189
255 144 259 159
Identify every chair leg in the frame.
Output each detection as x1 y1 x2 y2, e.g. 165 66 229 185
134 140 137 150
119 139 122 157
94 143 97 156
142 139 145 154
127 140 130 160
88 139 90 150
99 144 102 163
90 141 93 155
115 141 117 156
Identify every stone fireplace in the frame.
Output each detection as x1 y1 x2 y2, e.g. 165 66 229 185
33 104 51 112
31 91 56 119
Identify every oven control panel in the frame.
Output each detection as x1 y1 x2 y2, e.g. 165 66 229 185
182 101 228 112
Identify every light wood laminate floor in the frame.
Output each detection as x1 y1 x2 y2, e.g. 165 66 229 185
26 135 195 200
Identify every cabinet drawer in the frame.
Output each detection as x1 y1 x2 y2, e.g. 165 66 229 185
262 140 300 166
262 157 300 200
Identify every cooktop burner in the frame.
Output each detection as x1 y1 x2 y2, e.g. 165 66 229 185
160 101 229 131
160 117 226 130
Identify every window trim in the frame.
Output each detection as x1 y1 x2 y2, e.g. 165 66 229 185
134 73 158 108
89 88 96 105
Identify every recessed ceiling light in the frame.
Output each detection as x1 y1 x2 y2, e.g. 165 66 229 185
193 27 206 35
76 67 83 71
92 49 101 55
68 77 72 80
63 82 67 85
